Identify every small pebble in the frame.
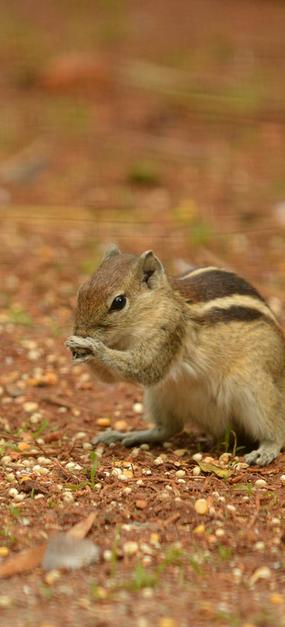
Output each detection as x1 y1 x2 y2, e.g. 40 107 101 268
194 498 209 515
163 442 172 449
140 444 150 451
123 541 138 556
255 479 267 488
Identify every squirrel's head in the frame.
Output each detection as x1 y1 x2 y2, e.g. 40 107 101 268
73 246 174 349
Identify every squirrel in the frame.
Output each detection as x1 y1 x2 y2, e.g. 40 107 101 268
65 245 285 466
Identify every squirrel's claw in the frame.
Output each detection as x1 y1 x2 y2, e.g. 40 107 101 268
65 335 104 362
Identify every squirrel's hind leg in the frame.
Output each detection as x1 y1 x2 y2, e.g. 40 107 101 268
93 425 179 447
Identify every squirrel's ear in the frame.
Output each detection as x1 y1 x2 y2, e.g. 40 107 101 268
137 250 165 288
103 244 121 260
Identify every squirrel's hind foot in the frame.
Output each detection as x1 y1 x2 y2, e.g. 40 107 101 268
245 441 281 466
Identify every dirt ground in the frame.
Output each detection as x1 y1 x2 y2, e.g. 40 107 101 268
0 1 285 626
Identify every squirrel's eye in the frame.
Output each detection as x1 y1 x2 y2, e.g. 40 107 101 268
109 294 127 311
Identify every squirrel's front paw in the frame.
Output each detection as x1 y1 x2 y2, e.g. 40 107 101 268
65 335 98 362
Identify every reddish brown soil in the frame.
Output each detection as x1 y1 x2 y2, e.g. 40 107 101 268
0 1 285 626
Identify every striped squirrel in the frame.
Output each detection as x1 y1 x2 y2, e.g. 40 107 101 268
66 246 285 466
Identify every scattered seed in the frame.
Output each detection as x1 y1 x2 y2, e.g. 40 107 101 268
253 541 265 551
83 442 92 450
192 466 201 476
114 420 128 431
154 456 165 466
0 547 9 557
250 566 271 585
175 469 186 478
0 596 13 608
271 517 281 525
140 443 150 451
14 493 26 502
215 528 225 537
136 499 147 510
8 487 18 497
174 449 187 458
123 541 138 556
192 453 202 462
63 491 74 503
226 504 236 512
96 418 110 428
103 549 113 562
270 593 284 605
123 487 132 495
255 479 267 488
193 524 205 535
30 412 42 424
133 402 143 414
1 456 12 465
23 401 39 412
45 569 61 585
194 498 209 515
280 475 285 484
74 432 86 439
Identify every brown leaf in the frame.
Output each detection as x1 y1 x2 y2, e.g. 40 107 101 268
0 544 46 578
67 512 96 539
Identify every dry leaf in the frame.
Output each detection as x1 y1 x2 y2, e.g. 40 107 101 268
0 512 97 578
67 512 96 539
0 544 46 578
198 461 231 479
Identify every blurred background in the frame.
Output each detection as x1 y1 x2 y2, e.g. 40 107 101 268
1 0 285 326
